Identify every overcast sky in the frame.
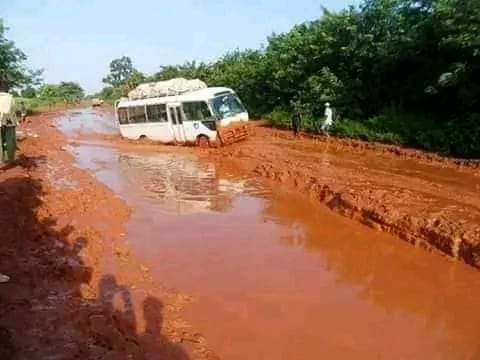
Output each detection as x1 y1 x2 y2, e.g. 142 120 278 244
2 0 357 93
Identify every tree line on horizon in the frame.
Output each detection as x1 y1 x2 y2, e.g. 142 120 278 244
98 0 480 157
2 0 480 157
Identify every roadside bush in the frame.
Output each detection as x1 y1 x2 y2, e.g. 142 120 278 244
332 112 480 158
15 96 79 115
333 119 377 141
265 109 291 129
442 114 480 158
332 119 401 143
96 86 123 101
265 108 322 133
15 97 45 114
266 107 480 158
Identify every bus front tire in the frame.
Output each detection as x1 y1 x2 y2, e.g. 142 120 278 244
197 135 210 148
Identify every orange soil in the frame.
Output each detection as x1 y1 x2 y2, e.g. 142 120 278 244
0 111 217 359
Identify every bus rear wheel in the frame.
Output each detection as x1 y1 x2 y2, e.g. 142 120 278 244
197 135 210 148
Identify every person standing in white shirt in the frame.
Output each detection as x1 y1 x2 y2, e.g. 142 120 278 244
322 102 333 135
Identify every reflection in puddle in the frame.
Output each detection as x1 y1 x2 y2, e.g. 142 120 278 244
57 108 118 136
117 152 252 215
119 153 215 199
72 144 263 215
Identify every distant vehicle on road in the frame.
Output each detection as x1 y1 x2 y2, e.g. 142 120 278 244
92 98 104 107
114 86 249 147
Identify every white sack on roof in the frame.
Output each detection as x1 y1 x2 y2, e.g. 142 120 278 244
128 78 207 100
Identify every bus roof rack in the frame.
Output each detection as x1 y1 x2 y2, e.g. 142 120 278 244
128 78 207 100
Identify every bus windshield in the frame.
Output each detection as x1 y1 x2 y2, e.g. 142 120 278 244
210 93 246 120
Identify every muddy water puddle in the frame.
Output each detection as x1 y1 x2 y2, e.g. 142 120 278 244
57 108 119 136
61 113 480 359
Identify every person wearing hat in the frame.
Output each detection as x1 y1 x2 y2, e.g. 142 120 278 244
322 102 333 135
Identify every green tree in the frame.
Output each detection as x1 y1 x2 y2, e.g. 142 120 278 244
57 81 84 100
38 84 59 99
125 70 146 91
102 56 136 87
38 82 84 102
21 86 37 98
150 61 211 82
96 85 123 100
0 19 43 91
208 50 272 116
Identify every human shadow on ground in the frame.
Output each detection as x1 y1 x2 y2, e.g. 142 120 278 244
0 156 190 359
96 275 190 359
0 154 46 171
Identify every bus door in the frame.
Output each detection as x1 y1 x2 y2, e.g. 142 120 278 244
167 103 186 143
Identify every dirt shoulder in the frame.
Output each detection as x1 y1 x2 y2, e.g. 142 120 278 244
204 126 480 269
0 112 216 359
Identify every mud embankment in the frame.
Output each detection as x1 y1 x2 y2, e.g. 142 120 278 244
269 127 480 171
0 112 216 359
206 126 480 269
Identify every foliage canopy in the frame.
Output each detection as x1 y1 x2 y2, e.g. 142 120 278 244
0 19 42 92
99 0 480 156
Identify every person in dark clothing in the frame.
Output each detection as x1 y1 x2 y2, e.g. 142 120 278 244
20 101 27 122
291 101 302 137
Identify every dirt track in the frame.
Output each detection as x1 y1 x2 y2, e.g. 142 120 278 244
1 108 480 359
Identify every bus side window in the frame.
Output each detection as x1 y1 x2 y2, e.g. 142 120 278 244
182 101 212 121
128 106 146 123
146 104 167 122
118 108 128 124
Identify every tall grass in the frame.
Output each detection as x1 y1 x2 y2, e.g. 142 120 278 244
15 97 81 114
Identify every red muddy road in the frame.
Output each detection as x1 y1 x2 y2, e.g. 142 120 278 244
1 108 480 359
208 127 480 268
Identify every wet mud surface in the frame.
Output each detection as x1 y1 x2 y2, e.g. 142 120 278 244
1 108 480 359
208 127 480 268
